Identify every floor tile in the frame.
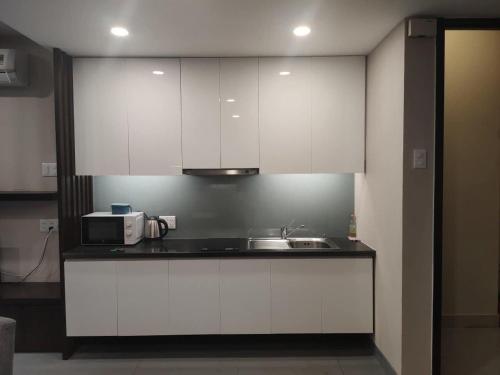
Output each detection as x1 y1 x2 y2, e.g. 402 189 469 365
14 354 138 375
12 353 371 375
441 327 500 375
338 357 386 375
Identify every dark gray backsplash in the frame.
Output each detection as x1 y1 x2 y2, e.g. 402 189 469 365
93 174 354 238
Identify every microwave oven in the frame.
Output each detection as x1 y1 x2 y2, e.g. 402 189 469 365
81 212 144 245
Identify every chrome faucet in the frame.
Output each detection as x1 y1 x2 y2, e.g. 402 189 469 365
280 224 305 239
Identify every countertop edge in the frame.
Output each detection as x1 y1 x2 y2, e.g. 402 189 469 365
62 238 375 260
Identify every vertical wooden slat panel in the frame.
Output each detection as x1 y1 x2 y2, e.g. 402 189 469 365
53 49 93 358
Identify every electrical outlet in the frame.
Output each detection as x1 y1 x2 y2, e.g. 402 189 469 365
40 219 58 232
41 162 57 177
160 216 176 230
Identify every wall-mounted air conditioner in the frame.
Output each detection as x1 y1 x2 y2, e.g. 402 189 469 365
0 49 29 87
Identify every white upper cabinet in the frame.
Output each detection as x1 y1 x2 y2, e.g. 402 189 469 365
73 56 365 175
126 59 182 175
73 58 182 176
220 58 259 168
74 58 129 175
310 57 366 173
181 58 221 169
259 58 312 174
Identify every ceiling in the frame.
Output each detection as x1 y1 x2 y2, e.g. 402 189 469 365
1 0 500 57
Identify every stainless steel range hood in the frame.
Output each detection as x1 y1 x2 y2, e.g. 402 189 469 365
183 168 259 176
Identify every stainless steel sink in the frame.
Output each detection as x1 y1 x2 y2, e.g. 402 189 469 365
246 237 339 251
247 238 290 250
288 237 339 249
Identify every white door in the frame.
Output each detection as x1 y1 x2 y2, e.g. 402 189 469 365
220 58 259 168
73 58 129 175
311 57 366 173
64 260 117 336
181 58 221 169
220 259 271 334
258 57 312 174
270 259 323 333
116 260 169 336
321 258 373 333
168 259 220 334
126 59 182 175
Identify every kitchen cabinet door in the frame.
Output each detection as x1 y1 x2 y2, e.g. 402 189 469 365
258 57 312 174
321 258 373 333
116 260 169 336
220 259 271 334
311 57 366 173
64 260 117 336
270 259 323 333
73 58 129 175
181 58 221 169
126 59 182 175
220 58 259 168
168 259 220 334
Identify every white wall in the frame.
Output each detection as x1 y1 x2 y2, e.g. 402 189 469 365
355 22 405 374
0 33 59 282
0 34 57 192
401 27 436 375
0 201 60 282
356 20 436 375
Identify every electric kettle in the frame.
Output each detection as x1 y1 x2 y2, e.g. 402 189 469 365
144 216 168 239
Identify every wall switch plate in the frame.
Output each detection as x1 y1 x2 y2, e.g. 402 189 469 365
40 219 58 232
160 216 176 230
41 162 57 177
412 149 427 169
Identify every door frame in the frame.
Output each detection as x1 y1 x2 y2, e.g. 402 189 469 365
433 18 500 375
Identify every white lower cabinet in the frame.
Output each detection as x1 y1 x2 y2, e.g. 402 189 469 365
116 260 169 336
220 259 271 334
65 257 373 336
64 260 117 336
270 259 324 333
321 258 373 333
168 259 220 335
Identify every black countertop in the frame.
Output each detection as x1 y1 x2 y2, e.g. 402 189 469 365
63 237 375 259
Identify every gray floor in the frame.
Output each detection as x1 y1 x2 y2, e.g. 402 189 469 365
441 327 500 375
14 354 388 375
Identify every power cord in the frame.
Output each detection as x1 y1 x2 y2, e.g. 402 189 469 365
0 227 55 282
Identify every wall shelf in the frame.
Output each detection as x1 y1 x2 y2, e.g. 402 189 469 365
0 282 61 304
0 191 58 201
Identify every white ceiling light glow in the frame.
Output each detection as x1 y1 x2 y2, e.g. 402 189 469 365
110 26 129 37
152 70 164 75
232 115 240 118
226 98 236 103
293 25 311 37
279 71 291 76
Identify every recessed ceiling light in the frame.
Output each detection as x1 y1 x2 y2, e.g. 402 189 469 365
232 114 240 118
279 71 291 76
226 98 236 103
293 25 311 37
110 26 129 37
152 70 164 75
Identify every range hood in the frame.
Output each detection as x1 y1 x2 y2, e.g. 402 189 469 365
183 168 259 176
